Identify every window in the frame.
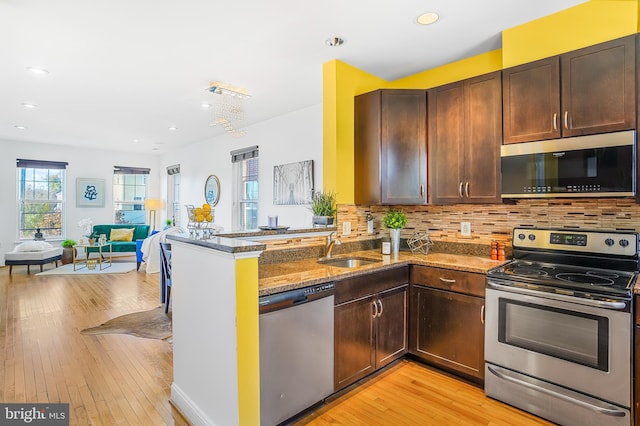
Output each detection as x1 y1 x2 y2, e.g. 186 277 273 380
167 164 181 226
231 146 259 230
16 159 67 240
113 166 149 224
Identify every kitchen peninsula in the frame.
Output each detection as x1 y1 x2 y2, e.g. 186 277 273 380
167 229 504 425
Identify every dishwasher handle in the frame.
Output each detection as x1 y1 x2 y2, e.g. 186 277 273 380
259 282 335 314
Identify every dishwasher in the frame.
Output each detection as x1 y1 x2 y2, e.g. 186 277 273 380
259 282 335 426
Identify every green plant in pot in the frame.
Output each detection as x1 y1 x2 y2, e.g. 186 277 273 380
310 191 337 226
383 209 407 254
61 239 76 265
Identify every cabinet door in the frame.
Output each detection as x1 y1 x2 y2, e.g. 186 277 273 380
381 90 427 205
502 57 561 144
375 285 408 368
334 295 376 391
411 285 484 380
428 82 465 204
561 35 636 137
464 71 502 203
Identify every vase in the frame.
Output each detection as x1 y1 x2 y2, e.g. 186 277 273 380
390 229 401 254
312 216 334 227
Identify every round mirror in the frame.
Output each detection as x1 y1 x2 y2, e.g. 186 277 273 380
204 175 220 207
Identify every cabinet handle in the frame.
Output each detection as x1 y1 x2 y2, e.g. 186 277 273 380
481 305 485 325
377 299 383 318
464 182 469 198
458 182 463 198
553 113 558 131
372 300 378 318
420 184 424 197
564 111 569 129
439 277 456 284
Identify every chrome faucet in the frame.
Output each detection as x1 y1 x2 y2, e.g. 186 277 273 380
324 231 342 258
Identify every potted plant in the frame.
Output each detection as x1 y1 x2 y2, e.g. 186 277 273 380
383 209 407 254
61 239 76 264
310 191 337 226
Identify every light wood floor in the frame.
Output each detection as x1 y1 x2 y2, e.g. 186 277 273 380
295 360 553 426
1 258 552 426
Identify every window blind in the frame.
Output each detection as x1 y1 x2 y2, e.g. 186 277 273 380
166 164 180 175
17 159 68 169
113 166 150 174
230 145 259 163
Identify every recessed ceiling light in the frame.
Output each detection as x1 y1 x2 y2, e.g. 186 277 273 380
152 147 159 151
21 103 38 109
168 126 178 131
25 67 49 75
417 12 439 25
14 125 27 130
201 103 212 109
325 37 344 47
132 139 140 143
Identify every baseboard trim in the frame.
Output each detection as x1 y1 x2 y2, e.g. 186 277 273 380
170 383 215 426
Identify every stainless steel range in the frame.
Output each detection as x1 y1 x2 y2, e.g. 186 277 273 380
485 227 639 426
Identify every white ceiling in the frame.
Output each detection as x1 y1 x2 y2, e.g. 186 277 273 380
0 0 585 154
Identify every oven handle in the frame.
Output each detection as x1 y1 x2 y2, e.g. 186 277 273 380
487 365 627 418
487 281 629 310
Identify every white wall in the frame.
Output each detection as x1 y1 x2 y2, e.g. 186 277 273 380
0 139 161 265
160 103 323 232
0 103 323 265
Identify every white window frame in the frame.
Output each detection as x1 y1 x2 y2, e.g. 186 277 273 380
231 146 259 231
16 159 67 240
113 166 149 224
167 164 181 226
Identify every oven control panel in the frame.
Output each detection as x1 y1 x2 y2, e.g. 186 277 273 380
513 227 639 256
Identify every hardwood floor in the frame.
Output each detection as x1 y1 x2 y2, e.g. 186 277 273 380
1 259 551 426
0 258 186 425
296 360 553 426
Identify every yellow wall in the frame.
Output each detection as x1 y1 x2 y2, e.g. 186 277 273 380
503 0 638 68
235 256 260 425
322 60 387 202
323 0 640 204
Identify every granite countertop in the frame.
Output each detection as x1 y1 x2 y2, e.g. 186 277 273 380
259 249 506 296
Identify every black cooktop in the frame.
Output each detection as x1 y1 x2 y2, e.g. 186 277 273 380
488 259 637 297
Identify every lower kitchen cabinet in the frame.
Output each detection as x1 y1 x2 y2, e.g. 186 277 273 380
334 267 408 391
409 265 485 381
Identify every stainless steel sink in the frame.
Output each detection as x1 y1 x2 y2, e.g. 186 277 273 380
317 257 379 268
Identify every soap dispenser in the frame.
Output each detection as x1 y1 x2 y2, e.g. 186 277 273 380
365 211 374 234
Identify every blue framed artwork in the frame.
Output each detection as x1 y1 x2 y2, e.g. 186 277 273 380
76 178 105 207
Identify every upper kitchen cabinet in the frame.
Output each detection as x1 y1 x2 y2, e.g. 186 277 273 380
503 35 636 144
354 89 427 205
428 71 502 204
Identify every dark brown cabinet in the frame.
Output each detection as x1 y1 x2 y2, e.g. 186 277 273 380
334 267 408 391
409 266 485 381
354 89 427 205
503 35 635 144
428 71 502 204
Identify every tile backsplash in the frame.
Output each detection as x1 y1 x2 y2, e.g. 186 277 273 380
338 198 640 247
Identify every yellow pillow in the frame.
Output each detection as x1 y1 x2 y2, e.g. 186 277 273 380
110 228 134 242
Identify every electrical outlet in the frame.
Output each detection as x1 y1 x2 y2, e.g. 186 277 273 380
461 222 471 237
342 221 352 236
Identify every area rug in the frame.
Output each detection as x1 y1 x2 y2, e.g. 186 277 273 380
81 306 172 340
37 262 137 275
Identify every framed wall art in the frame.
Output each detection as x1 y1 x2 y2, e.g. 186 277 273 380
76 178 105 207
273 160 314 205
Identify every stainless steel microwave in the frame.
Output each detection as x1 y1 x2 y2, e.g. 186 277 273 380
501 130 636 198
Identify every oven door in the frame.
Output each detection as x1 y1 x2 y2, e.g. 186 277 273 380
485 280 631 409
